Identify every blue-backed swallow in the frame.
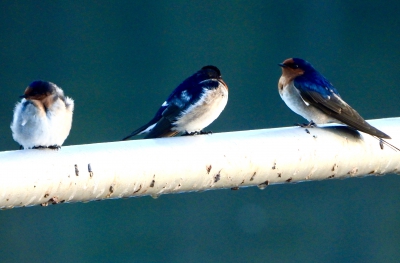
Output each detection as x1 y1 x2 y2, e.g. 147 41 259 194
11 80 74 149
123 65 228 140
278 58 392 140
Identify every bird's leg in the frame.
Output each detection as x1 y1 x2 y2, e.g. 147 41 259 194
296 120 317 128
182 130 213 136
48 145 61 150
32 145 61 150
32 145 46 149
182 131 199 136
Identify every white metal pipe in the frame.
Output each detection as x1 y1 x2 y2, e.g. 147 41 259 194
1 118 399 209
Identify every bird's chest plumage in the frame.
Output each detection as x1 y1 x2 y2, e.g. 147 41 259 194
279 81 335 124
173 85 228 132
11 97 74 148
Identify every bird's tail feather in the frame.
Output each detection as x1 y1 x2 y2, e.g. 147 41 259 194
122 116 179 140
122 124 149 140
122 116 160 141
144 117 179 138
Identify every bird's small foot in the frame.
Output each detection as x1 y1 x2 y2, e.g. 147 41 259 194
32 145 47 149
182 131 200 136
182 130 212 136
296 120 316 128
48 145 61 150
32 145 61 150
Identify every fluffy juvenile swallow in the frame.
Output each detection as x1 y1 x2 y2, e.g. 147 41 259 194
123 65 228 140
11 80 74 149
278 58 391 139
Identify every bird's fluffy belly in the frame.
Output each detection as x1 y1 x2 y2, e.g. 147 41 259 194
173 85 228 132
11 98 73 148
280 83 337 124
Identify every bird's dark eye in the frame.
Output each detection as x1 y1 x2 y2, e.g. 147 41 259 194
289 64 299 69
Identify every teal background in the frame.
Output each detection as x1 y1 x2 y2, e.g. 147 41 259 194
1 1 400 262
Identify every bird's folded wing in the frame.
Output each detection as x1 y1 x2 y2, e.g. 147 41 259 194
295 82 391 139
144 104 182 138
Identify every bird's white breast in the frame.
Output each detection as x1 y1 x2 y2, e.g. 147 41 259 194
279 81 336 124
173 83 228 133
11 96 74 149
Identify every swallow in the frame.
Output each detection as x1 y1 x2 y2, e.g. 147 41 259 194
11 80 74 149
123 65 228 140
278 58 391 139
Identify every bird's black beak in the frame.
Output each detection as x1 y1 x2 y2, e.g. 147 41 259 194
19 95 26 98
278 63 286 68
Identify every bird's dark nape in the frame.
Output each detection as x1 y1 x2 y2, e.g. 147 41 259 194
201 65 220 75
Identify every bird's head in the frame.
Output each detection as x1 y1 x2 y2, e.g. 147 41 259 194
199 65 228 90
21 80 56 101
278 58 317 79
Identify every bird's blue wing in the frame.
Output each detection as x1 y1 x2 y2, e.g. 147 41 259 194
294 71 344 113
293 72 390 138
123 66 222 140
162 79 219 122
143 79 220 138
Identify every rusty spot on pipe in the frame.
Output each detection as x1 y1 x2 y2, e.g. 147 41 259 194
75 164 79 176
214 170 221 183
133 184 142 194
250 172 256 181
